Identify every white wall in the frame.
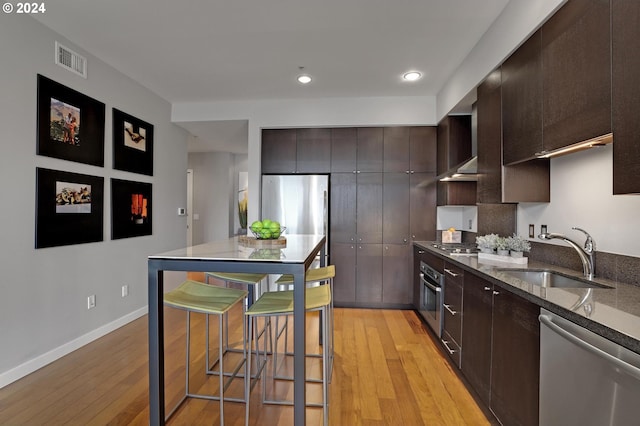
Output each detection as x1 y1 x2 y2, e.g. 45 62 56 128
518 145 640 257
173 96 438 225
0 15 189 386
187 152 237 244
437 0 566 119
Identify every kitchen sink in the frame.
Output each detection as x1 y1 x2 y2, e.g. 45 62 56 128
496 269 612 289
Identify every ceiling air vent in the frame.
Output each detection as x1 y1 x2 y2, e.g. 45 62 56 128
55 41 87 78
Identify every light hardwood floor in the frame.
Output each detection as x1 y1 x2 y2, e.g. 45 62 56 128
0 304 490 425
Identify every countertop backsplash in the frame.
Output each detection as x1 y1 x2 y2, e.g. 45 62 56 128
528 241 640 288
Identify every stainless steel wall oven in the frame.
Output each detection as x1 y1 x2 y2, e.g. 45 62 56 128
419 260 444 337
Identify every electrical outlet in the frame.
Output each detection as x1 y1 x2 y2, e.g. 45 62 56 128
121 284 129 298
87 295 96 309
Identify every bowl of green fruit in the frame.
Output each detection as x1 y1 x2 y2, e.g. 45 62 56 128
249 219 285 240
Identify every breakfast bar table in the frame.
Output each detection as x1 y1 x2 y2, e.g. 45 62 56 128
147 234 326 425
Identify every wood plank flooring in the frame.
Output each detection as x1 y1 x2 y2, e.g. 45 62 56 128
0 305 490 425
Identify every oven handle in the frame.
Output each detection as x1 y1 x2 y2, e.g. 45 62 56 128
420 273 441 293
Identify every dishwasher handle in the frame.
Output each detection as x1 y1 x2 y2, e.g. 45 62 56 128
539 314 640 381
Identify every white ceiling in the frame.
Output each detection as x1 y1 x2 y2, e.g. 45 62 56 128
34 0 511 153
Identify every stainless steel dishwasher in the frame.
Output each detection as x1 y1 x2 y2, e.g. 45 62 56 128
539 308 640 425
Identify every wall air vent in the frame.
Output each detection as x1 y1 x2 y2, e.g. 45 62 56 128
55 42 87 78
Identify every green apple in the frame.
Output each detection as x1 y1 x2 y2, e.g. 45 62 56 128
269 221 281 235
260 229 272 239
250 220 262 231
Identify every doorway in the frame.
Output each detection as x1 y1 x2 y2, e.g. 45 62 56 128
186 169 193 247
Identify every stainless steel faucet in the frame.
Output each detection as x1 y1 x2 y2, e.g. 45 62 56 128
538 227 596 279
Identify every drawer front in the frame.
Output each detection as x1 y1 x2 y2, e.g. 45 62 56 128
441 329 462 368
443 279 462 343
443 262 464 287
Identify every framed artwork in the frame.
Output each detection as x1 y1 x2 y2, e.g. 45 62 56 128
112 109 154 176
35 168 104 249
111 178 152 239
37 74 105 167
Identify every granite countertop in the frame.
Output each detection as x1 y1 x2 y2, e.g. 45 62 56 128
415 241 640 354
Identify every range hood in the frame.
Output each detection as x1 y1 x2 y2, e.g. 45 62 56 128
438 156 478 182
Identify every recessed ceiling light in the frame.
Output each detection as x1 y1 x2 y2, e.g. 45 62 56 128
297 74 312 84
403 71 422 81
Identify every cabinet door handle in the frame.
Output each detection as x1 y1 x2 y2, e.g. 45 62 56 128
444 304 457 315
483 287 491 291
418 250 425 254
357 170 361 174
405 170 410 174
352 170 357 174
493 291 500 295
444 268 459 277
410 170 415 174
441 339 457 354
403 238 408 243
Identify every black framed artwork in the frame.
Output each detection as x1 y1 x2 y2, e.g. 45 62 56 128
112 109 154 176
37 74 105 167
35 168 104 249
111 178 152 240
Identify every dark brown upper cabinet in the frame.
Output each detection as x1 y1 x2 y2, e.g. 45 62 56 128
296 128 331 173
477 69 550 203
384 126 437 173
437 115 472 175
477 70 504 204
331 127 383 173
383 127 410 173
410 126 438 173
356 128 384 172
437 115 475 206
262 128 330 173
541 0 611 152
501 30 543 165
330 128 357 173
261 129 297 173
612 0 640 194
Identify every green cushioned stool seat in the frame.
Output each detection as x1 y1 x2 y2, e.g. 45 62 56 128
164 279 248 314
205 272 268 286
163 280 249 425
274 265 335 286
246 285 331 314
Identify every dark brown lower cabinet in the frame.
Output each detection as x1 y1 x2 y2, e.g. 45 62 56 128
356 244 383 305
330 242 385 307
491 286 540 426
461 272 540 426
461 274 493 405
382 244 411 305
330 243 356 305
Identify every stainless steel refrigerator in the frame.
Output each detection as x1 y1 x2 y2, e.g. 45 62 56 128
261 174 329 260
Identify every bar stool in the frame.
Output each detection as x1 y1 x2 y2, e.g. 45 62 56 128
163 279 249 424
244 284 332 426
204 272 268 374
273 265 335 374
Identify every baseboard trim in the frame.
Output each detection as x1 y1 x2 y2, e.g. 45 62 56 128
0 306 148 389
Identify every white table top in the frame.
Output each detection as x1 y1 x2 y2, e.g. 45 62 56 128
149 234 325 263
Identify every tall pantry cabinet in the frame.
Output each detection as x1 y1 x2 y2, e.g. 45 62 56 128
261 126 436 308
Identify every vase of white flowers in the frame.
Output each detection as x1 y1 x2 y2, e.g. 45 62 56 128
476 233 500 254
496 236 510 256
506 234 531 257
